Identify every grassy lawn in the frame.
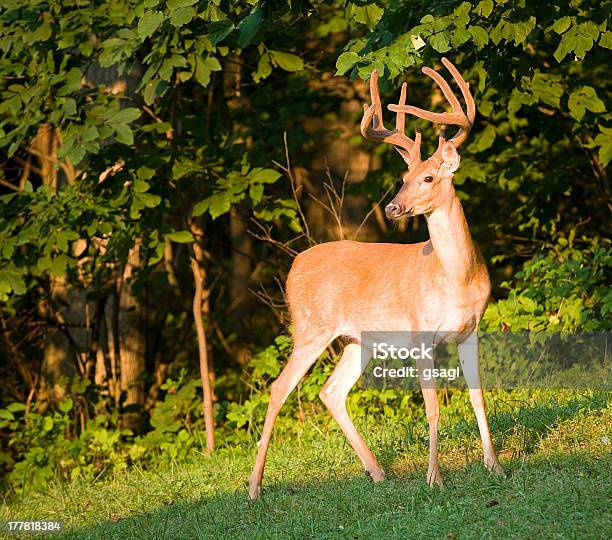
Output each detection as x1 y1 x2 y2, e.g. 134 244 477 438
2 390 610 539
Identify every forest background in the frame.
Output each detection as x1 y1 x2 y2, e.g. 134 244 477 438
0 0 610 507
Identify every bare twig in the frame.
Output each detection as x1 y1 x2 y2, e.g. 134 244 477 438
25 145 76 182
250 284 286 325
353 183 395 239
12 155 43 177
248 218 300 258
282 131 315 245
142 105 174 140
98 159 125 183
18 154 31 190
0 178 20 192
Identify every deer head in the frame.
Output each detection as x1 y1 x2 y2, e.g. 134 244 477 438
361 57 475 220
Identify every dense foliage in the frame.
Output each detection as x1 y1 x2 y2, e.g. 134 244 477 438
0 1 609 495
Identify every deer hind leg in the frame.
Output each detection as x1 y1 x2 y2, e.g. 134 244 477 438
457 332 504 476
248 335 331 500
417 353 444 487
319 342 385 482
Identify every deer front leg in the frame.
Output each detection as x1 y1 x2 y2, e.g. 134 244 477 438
248 338 330 500
417 353 443 487
319 342 385 482
457 332 504 476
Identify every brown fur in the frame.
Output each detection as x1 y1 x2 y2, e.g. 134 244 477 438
248 59 504 500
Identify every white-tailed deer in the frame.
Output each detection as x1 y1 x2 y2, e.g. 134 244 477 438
248 57 504 500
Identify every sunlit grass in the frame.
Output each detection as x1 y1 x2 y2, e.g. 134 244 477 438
2 390 610 539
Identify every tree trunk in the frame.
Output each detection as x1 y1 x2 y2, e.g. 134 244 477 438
118 242 147 434
191 249 215 452
39 280 73 402
223 55 254 361
229 205 253 362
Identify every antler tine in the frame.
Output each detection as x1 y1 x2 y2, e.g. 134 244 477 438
422 66 462 114
371 69 384 129
440 57 475 147
387 58 475 150
410 127 422 164
361 70 416 164
395 82 407 134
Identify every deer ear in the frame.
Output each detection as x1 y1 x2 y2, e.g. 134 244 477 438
440 141 460 173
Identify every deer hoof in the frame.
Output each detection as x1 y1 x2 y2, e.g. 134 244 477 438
485 458 506 477
427 467 444 488
365 468 385 483
248 481 261 500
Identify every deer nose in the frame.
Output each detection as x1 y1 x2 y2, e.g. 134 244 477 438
385 203 402 219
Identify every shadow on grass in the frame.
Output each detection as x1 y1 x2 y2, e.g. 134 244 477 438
55 451 610 540
55 392 610 540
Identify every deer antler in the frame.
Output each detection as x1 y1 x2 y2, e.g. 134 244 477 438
388 57 475 150
361 70 421 165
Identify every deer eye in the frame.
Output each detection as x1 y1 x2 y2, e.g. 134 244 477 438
423 175 434 183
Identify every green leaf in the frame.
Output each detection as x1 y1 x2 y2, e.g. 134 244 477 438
50 255 68 277
28 14 52 43
166 231 195 243
350 4 384 30
270 51 303 72
172 158 203 179
429 32 451 53
249 168 282 184
236 6 263 48
600 31 612 49
554 22 599 62
58 67 83 95
63 98 77 116
114 124 134 145
357 59 385 80
475 0 493 18
143 79 168 105
6 402 26 413
593 126 612 166
170 7 195 27
194 56 212 86
59 398 73 413
193 191 234 219
209 19 234 45
136 192 162 208
254 52 272 83
568 86 606 121
203 56 222 72
0 409 14 421
138 11 164 39
552 16 571 35
491 17 535 46
336 52 360 76
249 183 264 203
109 108 142 124
469 26 489 49
167 0 197 8
451 28 471 47
43 416 54 431
192 55 221 87
468 124 496 153
530 73 564 108
133 179 150 193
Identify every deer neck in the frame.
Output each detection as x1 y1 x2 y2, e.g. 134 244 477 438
425 193 478 288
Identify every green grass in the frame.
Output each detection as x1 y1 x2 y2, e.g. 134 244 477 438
2 390 611 539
